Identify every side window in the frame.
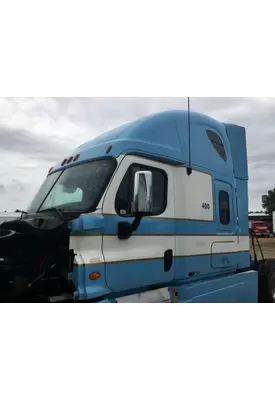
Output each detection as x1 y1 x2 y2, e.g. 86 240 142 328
206 130 227 162
115 164 167 216
219 190 230 225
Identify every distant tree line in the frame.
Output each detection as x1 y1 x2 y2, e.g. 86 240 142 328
262 188 275 214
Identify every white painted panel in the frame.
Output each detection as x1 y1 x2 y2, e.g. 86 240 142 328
70 235 104 266
236 235 249 250
171 235 248 257
96 154 125 211
209 235 250 258
103 235 175 263
174 166 213 221
116 288 171 303
71 235 250 266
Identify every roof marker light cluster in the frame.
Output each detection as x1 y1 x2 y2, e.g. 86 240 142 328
48 153 81 175
61 153 80 166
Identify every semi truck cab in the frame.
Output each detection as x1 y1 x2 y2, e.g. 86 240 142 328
0 110 265 302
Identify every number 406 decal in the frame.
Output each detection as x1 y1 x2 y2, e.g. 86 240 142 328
202 202 210 210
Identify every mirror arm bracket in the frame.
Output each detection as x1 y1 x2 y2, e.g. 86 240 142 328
117 214 143 240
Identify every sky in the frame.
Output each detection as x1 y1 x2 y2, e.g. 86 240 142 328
0 97 274 212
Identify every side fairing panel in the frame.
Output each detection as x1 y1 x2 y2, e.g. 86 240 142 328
176 271 258 303
224 123 248 181
235 178 249 235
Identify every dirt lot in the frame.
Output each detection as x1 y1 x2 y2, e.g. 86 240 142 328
250 237 275 260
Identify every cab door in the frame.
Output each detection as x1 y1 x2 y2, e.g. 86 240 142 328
102 155 176 293
211 179 238 270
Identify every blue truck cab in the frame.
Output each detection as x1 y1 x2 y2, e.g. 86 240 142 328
1 109 272 302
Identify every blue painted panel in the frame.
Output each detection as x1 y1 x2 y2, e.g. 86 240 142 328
174 251 250 280
72 264 111 301
70 214 104 234
176 271 258 303
71 252 251 301
224 123 248 181
50 110 238 179
103 215 175 235
73 259 174 301
235 178 249 235
51 111 188 172
70 214 250 237
105 258 174 293
211 251 237 270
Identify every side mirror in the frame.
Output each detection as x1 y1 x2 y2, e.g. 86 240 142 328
131 171 153 215
118 170 153 240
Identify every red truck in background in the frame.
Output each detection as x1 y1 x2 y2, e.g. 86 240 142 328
249 220 271 238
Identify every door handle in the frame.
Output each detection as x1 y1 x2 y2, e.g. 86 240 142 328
164 249 173 272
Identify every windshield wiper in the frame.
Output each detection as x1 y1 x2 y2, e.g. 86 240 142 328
19 210 28 219
37 207 65 220
37 207 82 221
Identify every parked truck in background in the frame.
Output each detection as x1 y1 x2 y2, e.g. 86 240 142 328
0 109 274 303
249 220 271 238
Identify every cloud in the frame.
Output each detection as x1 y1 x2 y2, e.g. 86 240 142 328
0 97 273 211
0 125 70 161
0 184 6 194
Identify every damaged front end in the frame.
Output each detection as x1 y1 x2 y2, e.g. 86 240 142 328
0 156 118 302
0 211 79 302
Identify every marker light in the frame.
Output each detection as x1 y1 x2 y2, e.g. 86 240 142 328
106 145 112 154
73 154 80 161
89 272 101 281
48 167 53 174
67 156 73 164
61 158 67 166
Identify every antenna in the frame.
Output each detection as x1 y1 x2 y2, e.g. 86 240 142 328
187 97 192 175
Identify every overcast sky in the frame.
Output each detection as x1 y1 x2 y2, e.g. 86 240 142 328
0 97 273 212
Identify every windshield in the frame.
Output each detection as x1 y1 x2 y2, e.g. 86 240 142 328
26 158 117 213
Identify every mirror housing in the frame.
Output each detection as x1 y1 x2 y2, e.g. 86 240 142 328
118 170 153 240
131 171 153 215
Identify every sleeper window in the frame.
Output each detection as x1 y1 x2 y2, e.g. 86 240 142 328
207 130 227 162
219 190 230 225
115 164 167 216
